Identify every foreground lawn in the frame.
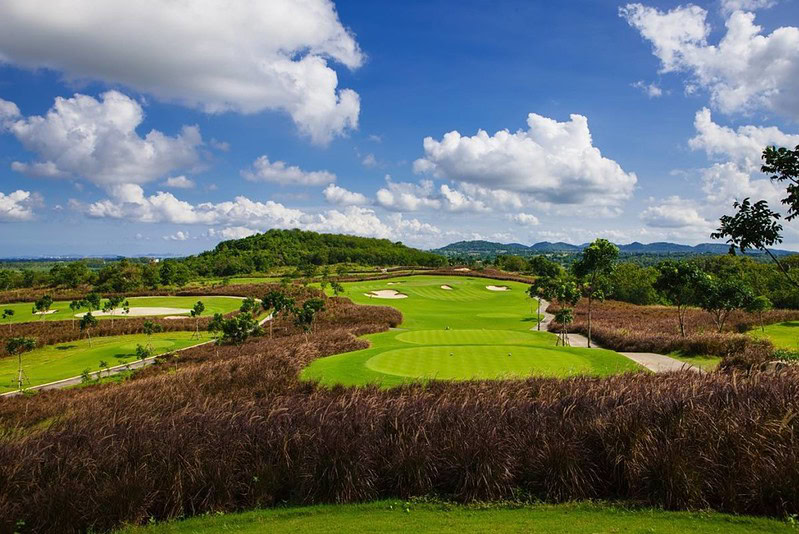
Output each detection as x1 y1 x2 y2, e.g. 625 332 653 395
750 321 799 351
116 500 794 534
302 276 641 386
0 295 243 324
0 331 209 392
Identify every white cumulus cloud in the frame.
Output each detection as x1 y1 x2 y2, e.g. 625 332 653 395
508 213 540 226
241 156 335 186
413 113 637 207
0 0 363 144
641 196 714 229
162 176 196 189
0 91 202 187
323 184 368 206
0 190 41 221
621 3 799 119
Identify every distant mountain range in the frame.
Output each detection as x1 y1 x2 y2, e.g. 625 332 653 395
433 240 797 256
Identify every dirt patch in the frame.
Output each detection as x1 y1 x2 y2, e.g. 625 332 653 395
365 290 408 300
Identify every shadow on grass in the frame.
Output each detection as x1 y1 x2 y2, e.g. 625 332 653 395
55 345 77 351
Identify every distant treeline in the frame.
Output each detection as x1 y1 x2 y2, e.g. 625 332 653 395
495 252 799 309
0 230 447 293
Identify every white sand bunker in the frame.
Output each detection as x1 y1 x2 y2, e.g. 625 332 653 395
76 307 191 317
33 310 58 315
365 290 408 299
454 267 470 272
486 285 510 292
440 285 453 290
387 282 400 285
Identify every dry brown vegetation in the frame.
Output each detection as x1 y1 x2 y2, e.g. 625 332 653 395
0 294 798 533
549 299 799 369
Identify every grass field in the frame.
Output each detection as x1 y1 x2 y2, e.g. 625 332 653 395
302 276 641 386
116 500 794 534
750 321 799 350
0 331 209 392
668 351 722 371
0 296 244 324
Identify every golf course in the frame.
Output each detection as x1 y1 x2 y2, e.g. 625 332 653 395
302 276 642 386
0 331 210 393
1 295 244 323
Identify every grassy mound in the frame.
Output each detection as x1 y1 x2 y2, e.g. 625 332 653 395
302 276 640 385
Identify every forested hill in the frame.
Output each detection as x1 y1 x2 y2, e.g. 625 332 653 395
181 229 446 275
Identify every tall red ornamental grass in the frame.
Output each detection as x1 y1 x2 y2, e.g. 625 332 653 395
0 284 323 357
548 299 799 369
1 297 799 532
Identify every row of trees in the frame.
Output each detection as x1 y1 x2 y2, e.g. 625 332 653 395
529 240 775 346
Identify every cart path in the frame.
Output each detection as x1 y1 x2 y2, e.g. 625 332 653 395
536 299 701 374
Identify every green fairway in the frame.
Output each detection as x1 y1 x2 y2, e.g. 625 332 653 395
0 331 209 392
116 500 793 534
0 295 243 324
302 276 641 386
750 321 799 350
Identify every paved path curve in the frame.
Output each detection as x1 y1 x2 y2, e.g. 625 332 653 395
536 299 700 374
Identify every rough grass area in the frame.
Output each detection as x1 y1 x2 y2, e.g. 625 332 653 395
116 500 794 534
302 276 640 385
0 331 209 392
1 296 243 324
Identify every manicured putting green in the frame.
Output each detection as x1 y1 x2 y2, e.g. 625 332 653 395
366 345 629 379
302 275 642 386
0 296 243 324
0 332 209 393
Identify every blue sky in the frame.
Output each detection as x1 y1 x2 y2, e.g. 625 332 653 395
1 0 798 256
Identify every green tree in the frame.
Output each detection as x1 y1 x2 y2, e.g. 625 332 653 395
699 277 755 333
654 260 706 337
330 281 345 297
141 261 161 289
746 295 773 333
7 336 36 391
239 296 258 316
219 313 262 349
32 294 53 321
528 256 563 278
294 298 326 341
84 292 102 312
190 300 205 339
68 300 83 330
608 263 659 305
102 295 126 325
262 291 295 338
2 309 14 332
135 344 152 363
537 275 580 346
572 239 619 348
80 312 99 347
142 320 163 351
